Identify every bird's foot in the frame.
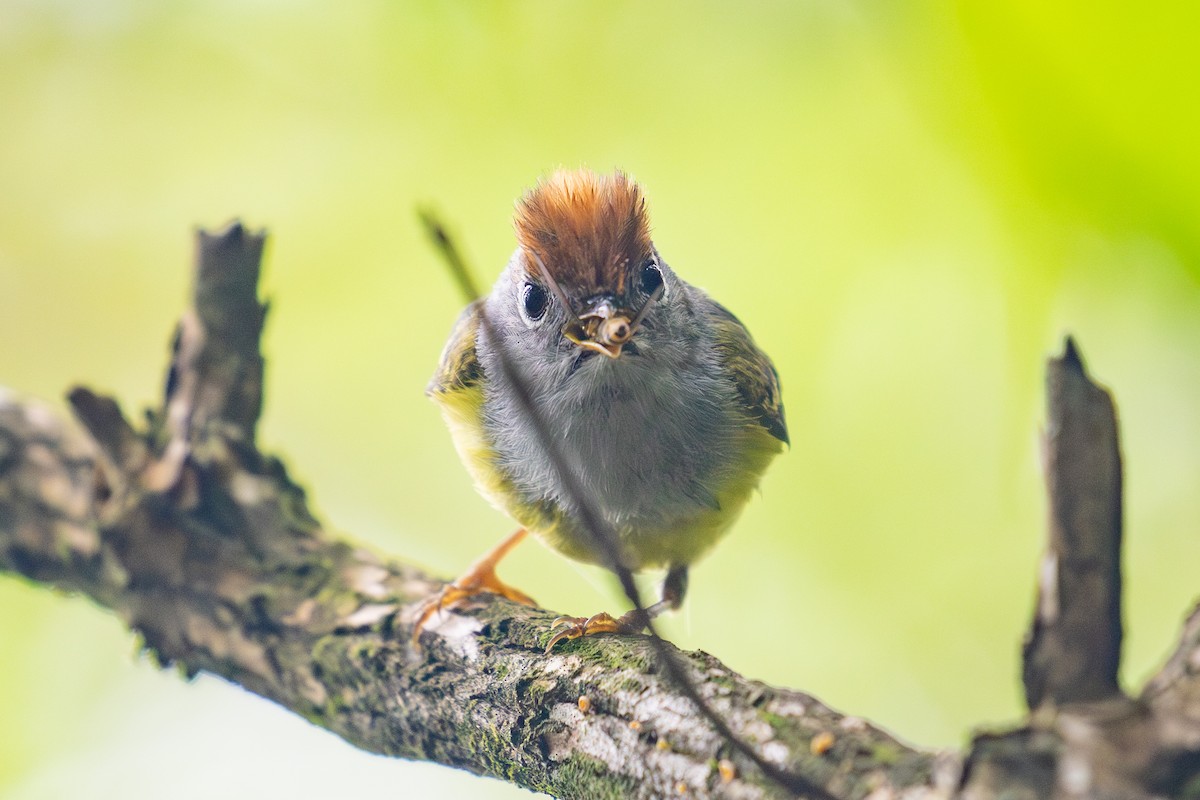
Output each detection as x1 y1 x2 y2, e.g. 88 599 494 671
412 570 536 642
545 609 647 653
412 529 535 644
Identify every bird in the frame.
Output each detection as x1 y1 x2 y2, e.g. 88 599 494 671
415 168 787 651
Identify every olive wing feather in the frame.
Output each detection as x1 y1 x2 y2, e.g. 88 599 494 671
708 302 789 445
427 300 483 398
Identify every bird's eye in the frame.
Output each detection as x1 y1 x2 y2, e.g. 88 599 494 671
520 282 549 324
640 258 664 296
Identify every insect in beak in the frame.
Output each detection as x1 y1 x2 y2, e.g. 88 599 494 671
564 300 634 359
527 249 665 360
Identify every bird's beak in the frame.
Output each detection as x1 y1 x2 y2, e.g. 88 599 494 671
562 298 635 359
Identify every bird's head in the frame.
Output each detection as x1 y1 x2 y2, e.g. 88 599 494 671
505 169 669 362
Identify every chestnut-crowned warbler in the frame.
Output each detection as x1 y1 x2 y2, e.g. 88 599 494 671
415 169 787 649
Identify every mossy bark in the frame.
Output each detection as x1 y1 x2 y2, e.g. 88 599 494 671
0 377 940 800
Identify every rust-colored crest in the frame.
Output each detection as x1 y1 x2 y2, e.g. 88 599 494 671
514 169 652 296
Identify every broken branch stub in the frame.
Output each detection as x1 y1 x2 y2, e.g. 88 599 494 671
1023 337 1124 710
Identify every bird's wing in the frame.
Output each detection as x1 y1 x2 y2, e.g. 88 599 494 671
708 301 789 445
427 300 484 399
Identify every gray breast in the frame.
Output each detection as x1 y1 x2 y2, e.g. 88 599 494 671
483 331 742 534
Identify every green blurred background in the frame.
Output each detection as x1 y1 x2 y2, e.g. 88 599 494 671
2 2 1198 797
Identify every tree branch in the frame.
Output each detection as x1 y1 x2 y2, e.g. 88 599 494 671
0 223 946 800
3 224 1200 799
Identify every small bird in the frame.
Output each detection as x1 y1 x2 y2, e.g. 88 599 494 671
417 169 787 650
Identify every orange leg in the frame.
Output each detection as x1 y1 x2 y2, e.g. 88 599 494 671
412 528 535 643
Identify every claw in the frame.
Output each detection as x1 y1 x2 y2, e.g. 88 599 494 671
413 582 495 644
544 612 622 653
550 615 584 630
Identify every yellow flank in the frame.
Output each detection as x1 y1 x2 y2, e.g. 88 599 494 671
434 384 519 520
